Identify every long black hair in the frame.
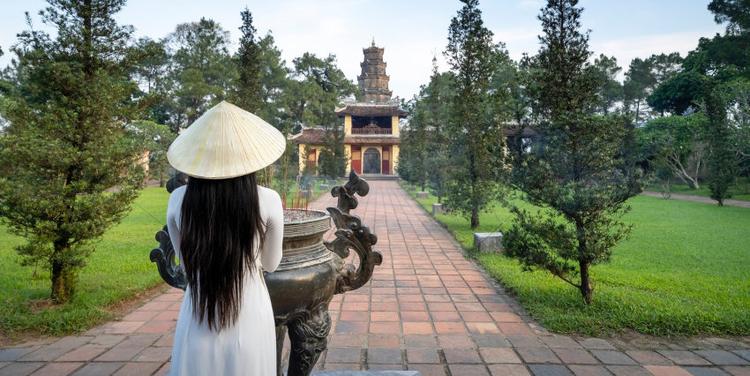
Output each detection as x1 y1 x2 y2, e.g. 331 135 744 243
180 173 266 331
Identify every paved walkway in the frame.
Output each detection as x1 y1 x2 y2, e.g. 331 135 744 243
641 191 750 209
1 181 749 376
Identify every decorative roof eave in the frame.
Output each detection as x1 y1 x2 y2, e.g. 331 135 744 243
335 103 408 118
290 127 327 144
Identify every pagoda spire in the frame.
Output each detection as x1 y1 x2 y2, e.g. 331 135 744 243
358 42 392 103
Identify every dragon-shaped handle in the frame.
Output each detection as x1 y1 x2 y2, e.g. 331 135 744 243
150 225 187 290
324 171 383 294
150 173 188 291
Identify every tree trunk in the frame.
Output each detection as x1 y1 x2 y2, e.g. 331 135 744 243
50 259 75 304
578 260 593 305
634 99 641 125
470 207 479 229
661 178 672 199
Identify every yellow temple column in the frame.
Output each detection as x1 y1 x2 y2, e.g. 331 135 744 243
391 116 399 136
392 145 400 175
344 144 352 175
298 144 306 175
344 115 352 135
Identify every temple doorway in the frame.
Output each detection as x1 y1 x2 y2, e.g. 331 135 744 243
363 148 381 174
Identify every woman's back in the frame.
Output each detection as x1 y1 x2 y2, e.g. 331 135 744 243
167 184 283 376
163 100 287 375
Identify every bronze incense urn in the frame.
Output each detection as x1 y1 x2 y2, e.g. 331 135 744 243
150 172 382 376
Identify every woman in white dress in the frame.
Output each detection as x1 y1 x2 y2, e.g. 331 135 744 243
164 101 287 376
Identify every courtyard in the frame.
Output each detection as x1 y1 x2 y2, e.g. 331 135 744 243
1 0 749 375
0 181 748 376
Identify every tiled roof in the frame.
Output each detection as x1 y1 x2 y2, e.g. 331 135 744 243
335 102 408 117
290 127 326 144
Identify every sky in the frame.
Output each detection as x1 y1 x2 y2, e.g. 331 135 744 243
0 0 725 100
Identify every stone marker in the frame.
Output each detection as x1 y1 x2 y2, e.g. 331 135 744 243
432 203 444 215
313 372 420 376
416 191 429 199
474 232 504 253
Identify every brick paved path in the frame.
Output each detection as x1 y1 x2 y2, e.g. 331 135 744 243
1 181 749 376
641 191 750 209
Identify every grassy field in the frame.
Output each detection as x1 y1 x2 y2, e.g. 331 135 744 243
0 179 337 340
647 177 750 201
0 187 170 339
404 185 750 337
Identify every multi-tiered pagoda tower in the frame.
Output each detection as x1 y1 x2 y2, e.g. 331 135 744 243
358 42 392 103
293 41 406 176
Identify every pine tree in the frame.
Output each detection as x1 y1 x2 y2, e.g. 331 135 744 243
402 93 429 190
504 0 641 305
318 123 347 179
233 8 273 186
444 0 507 228
168 18 237 129
705 86 736 205
0 0 145 303
234 8 263 113
424 60 456 203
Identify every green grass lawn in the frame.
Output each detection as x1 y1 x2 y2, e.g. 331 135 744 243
0 180 336 340
0 187 170 339
404 184 750 337
647 177 750 201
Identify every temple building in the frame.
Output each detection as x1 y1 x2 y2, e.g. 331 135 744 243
292 41 406 176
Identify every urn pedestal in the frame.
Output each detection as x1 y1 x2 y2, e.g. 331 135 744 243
150 172 381 376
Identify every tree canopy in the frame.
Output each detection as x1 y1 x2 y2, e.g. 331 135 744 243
443 0 509 229
0 0 146 303
504 0 642 305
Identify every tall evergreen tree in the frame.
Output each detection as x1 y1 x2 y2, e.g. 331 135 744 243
705 84 737 205
0 0 145 303
283 53 355 179
256 33 291 127
623 53 683 123
591 54 623 114
233 8 263 113
399 57 454 193
130 37 172 125
317 122 347 179
233 9 273 185
504 0 641 305
167 18 237 130
396 101 422 184
444 0 507 228
424 62 456 203
401 87 430 190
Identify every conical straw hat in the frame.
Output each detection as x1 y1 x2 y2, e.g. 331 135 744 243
167 101 286 179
